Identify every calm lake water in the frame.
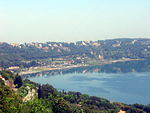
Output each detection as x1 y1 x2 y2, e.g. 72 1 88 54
25 60 150 104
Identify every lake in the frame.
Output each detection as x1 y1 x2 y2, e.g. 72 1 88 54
25 60 150 104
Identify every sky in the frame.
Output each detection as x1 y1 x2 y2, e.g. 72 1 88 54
0 0 150 43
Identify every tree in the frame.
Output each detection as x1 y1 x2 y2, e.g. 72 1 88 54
14 75 23 88
38 84 58 99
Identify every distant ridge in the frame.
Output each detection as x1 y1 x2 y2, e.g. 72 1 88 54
1 38 150 68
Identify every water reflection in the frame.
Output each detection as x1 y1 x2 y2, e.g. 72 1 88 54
24 60 150 78
25 60 150 104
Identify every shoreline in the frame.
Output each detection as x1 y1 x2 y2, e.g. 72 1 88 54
19 64 89 75
19 58 144 75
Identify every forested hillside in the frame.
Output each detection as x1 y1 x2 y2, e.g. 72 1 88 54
1 38 150 68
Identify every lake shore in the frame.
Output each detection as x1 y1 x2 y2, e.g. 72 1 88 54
19 58 143 75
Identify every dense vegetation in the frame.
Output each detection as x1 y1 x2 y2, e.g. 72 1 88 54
0 70 150 113
1 38 150 68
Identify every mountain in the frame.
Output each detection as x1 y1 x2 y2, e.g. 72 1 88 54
1 38 150 68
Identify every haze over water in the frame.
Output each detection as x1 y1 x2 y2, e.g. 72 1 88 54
26 60 150 104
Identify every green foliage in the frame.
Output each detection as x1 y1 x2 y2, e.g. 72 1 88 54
38 84 58 99
49 95 72 113
23 79 39 88
21 98 53 113
69 104 84 113
18 86 28 97
0 85 22 113
62 92 119 113
0 79 4 86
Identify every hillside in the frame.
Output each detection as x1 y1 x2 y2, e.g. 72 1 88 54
1 70 150 113
1 38 150 68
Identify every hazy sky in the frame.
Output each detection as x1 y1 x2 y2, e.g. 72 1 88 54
0 0 150 43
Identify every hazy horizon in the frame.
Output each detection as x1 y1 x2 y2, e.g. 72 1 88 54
0 0 150 43
1 37 150 44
